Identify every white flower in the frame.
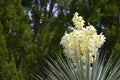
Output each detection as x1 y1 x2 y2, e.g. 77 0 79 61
60 12 106 64
72 12 85 30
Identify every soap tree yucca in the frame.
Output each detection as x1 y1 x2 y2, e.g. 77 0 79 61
33 12 120 80
33 52 120 80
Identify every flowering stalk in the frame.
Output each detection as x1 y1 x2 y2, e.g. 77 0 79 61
60 12 106 64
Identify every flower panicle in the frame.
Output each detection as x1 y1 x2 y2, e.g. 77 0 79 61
60 12 106 64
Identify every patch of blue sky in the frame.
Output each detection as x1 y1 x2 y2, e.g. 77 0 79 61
52 3 59 17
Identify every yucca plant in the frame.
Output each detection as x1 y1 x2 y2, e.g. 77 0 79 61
33 12 120 80
33 52 120 80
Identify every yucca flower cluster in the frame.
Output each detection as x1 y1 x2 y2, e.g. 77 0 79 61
60 12 106 64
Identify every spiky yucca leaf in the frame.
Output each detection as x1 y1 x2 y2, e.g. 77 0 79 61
34 53 120 80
